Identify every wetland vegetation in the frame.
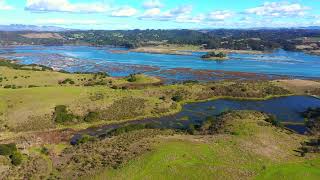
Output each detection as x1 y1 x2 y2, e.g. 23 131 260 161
0 58 319 179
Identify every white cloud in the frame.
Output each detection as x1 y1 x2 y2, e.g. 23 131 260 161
175 10 232 24
25 0 108 13
35 19 104 26
140 5 193 21
140 8 161 19
176 14 205 23
165 5 192 17
111 6 138 17
0 0 13 10
208 10 233 21
245 2 309 17
142 0 163 9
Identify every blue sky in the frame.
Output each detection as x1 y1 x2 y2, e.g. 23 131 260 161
0 0 319 29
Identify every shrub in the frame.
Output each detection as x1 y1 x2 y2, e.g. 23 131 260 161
54 105 77 124
10 151 23 166
0 143 17 156
28 85 39 88
187 124 196 135
201 51 227 59
302 108 320 119
59 78 75 85
171 95 183 102
265 115 282 127
109 124 146 136
75 134 97 145
127 74 137 82
40 147 49 155
84 112 100 122
200 116 215 131
0 143 22 166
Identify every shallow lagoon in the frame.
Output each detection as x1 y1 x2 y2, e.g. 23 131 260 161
71 96 320 142
1 46 320 80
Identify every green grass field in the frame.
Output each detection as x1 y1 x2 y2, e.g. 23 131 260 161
257 159 320 180
92 111 318 180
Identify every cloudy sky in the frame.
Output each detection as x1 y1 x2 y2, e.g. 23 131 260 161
0 0 319 29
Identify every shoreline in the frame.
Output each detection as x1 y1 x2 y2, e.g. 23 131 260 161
0 93 303 142
129 46 267 55
201 56 229 61
2 57 320 82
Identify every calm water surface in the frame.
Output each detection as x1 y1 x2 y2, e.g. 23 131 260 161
1 46 320 80
71 96 320 142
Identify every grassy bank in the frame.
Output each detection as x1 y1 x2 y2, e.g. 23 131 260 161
0 62 295 134
91 111 318 180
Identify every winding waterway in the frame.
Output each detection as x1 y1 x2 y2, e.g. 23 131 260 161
71 95 320 143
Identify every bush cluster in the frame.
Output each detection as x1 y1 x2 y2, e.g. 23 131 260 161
201 51 227 59
127 74 138 82
0 143 23 166
265 115 282 127
54 105 78 124
59 78 75 85
74 134 97 145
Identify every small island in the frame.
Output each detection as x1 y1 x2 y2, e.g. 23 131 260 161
201 51 228 60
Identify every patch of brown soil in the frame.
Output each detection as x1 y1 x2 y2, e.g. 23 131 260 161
21 33 63 39
274 79 320 94
0 129 75 149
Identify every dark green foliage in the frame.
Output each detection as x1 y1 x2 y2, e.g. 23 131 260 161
171 95 183 102
75 134 97 145
302 108 320 135
200 116 216 131
0 143 22 166
209 82 290 98
28 85 39 88
59 78 75 85
265 115 282 127
93 72 109 80
302 107 320 119
84 112 100 122
10 151 23 166
187 124 196 135
109 124 146 136
201 51 227 59
54 105 77 124
182 80 199 84
40 147 49 155
299 139 320 156
0 143 17 156
127 74 137 82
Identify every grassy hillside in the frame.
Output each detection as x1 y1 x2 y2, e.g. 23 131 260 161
0 60 319 179
92 111 319 180
0 61 293 134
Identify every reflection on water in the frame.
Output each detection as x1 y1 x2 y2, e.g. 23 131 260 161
72 96 320 142
1 46 320 81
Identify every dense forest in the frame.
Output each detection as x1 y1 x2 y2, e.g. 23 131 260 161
1 29 320 51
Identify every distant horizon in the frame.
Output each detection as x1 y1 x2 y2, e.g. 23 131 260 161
0 0 319 30
1 23 320 31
